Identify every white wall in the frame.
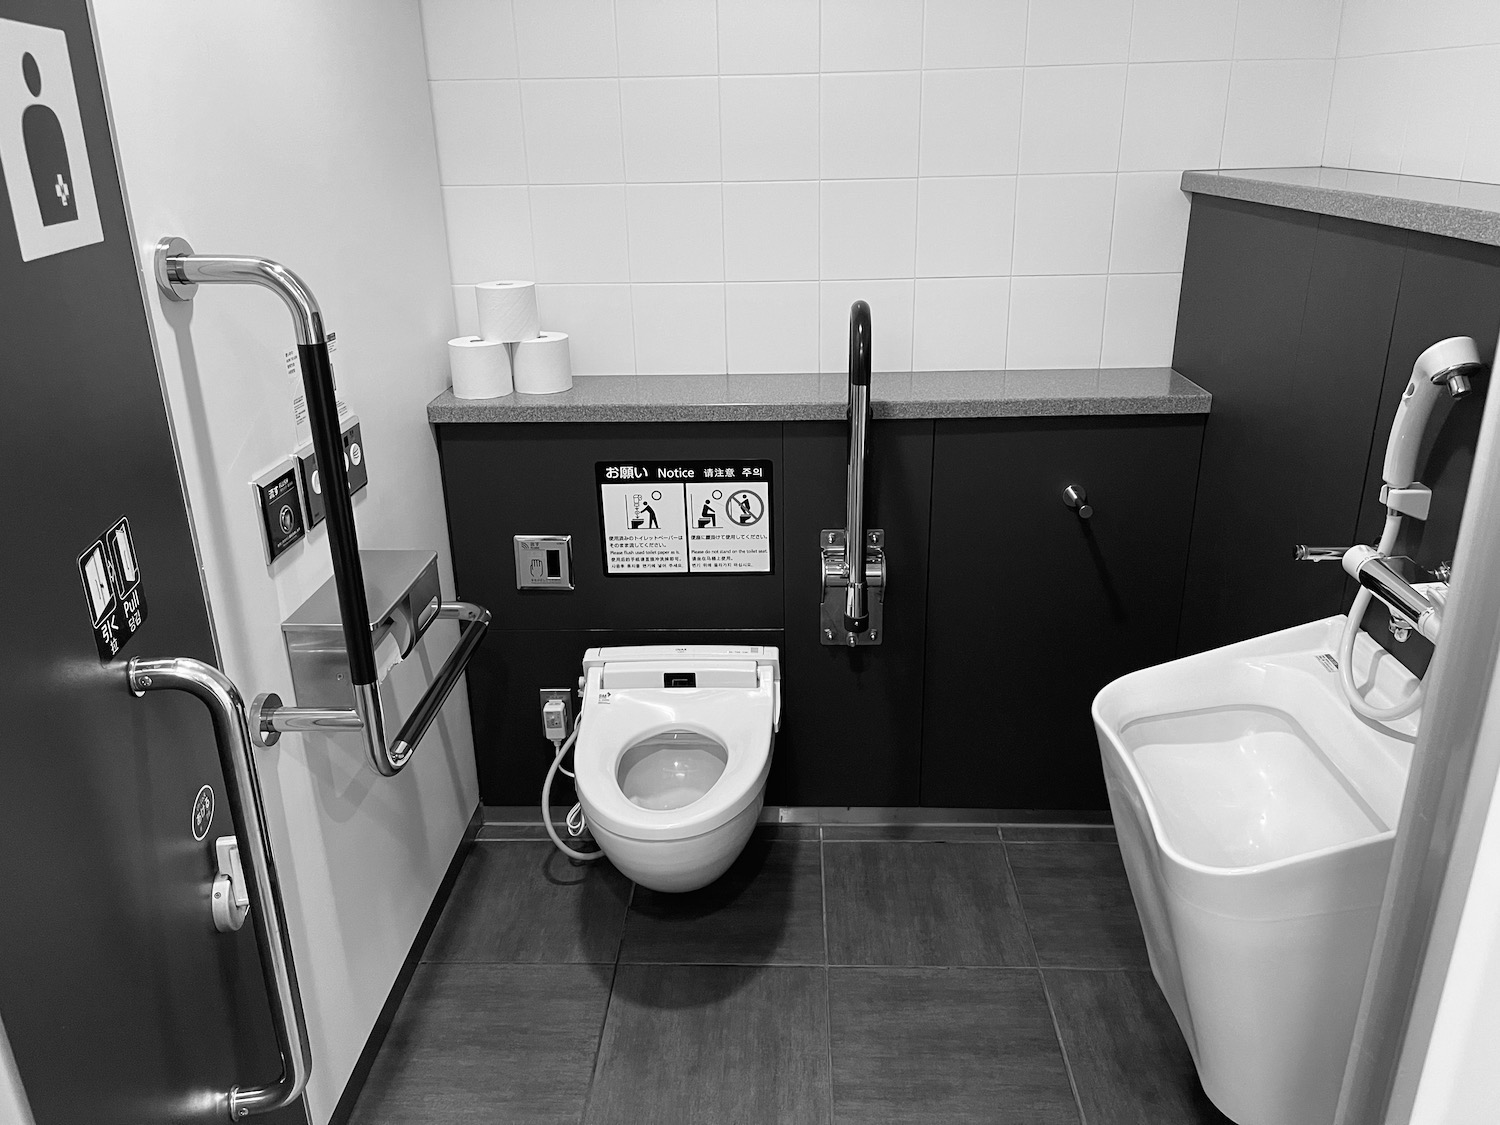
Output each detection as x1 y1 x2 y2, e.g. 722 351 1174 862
91 4 476 1122
421 0 1342 376
1324 0 1500 184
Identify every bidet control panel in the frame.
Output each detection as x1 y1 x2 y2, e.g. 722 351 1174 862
515 535 574 590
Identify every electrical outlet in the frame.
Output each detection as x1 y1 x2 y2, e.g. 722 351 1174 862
539 688 574 741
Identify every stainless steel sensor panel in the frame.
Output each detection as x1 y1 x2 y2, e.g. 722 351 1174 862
515 535 574 590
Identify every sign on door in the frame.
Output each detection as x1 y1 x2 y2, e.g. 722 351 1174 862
597 460 773 574
0 17 103 261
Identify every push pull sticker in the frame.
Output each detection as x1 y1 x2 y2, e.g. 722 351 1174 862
77 516 147 661
597 460 773 575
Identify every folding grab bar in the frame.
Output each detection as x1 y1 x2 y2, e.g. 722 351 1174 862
127 657 310 1119
155 238 490 775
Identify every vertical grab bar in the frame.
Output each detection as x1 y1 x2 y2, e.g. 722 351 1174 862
154 238 490 776
128 657 311 1120
844 300 873 635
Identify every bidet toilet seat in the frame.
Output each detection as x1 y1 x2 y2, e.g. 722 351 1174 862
574 648 779 843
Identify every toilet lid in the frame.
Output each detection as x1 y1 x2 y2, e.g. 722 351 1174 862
574 670 774 841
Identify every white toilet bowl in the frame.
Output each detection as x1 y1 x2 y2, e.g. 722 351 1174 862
573 645 780 892
1093 617 1419 1125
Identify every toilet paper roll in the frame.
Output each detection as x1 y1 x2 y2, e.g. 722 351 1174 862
447 335 513 398
513 331 572 394
475 280 540 343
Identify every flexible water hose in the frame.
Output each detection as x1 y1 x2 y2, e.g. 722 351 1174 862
541 723 605 862
1338 512 1425 722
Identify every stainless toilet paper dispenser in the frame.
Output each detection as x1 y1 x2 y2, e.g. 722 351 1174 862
155 237 490 775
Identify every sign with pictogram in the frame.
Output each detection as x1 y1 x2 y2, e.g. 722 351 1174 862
597 461 773 574
76 516 148 661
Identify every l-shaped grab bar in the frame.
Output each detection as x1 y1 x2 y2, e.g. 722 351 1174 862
843 300 873 635
154 238 490 776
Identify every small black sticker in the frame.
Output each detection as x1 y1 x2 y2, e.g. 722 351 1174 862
77 515 147 661
191 784 215 841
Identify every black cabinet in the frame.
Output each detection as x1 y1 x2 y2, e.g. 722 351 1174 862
920 416 1204 811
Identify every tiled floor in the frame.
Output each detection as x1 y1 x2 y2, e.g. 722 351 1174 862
350 825 1233 1125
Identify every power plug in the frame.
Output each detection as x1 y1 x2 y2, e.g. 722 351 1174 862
539 688 574 741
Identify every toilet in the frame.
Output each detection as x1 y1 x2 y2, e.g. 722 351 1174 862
1093 617 1420 1125
573 644 781 892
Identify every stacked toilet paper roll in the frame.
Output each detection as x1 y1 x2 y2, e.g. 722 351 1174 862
476 280 541 343
447 335 513 399
513 331 572 394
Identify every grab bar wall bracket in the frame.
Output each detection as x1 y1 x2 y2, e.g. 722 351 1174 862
820 527 886 646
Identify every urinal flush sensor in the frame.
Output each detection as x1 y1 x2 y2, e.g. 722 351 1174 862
515 535 574 590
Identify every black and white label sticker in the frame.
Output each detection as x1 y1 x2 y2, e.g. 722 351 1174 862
77 516 147 661
597 461 772 574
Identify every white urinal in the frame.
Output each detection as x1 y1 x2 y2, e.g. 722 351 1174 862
1093 616 1420 1125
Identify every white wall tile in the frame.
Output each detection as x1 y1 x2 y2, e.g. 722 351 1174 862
821 73 922 179
1401 48 1481 180
1118 62 1232 172
717 0 820 74
915 176 1016 277
1234 0 1342 61
534 283 636 374
1462 46 1500 184
632 284 728 374
820 0 924 72
616 0 717 76
512 0 616 78
820 179 919 279
1321 55 1370 168
1019 65 1127 174
621 78 721 181
441 186 534 283
1012 174 1116 275
430 81 527 185
1109 172 1190 273
1345 53 1409 174
923 0 1028 69
452 284 480 336
529 184 630 282
913 277 1010 369
919 69 1023 176
1129 0 1237 63
1220 60 1336 168
820 280 915 371
1101 273 1181 366
723 181 820 281
420 0 517 79
1007 275 1108 368
726 282 820 372
721 75 820 181
626 183 725 282
1026 0 1133 66
519 79 623 183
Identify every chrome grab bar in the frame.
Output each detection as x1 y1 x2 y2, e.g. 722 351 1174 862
844 300 872 635
127 658 311 1120
154 238 490 775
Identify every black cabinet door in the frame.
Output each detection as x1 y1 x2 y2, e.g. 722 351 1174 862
920 416 1204 811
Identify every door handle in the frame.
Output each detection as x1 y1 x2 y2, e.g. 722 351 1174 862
128 657 310 1120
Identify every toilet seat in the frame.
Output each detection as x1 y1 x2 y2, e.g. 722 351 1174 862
574 665 777 843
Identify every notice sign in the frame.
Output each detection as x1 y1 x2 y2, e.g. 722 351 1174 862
598 460 773 575
77 516 147 661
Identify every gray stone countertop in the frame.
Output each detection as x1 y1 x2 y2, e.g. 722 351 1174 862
1182 166 1500 247
427 368 1210 424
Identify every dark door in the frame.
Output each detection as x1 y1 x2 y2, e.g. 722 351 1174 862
0 3 304 1122
921 416 1204 811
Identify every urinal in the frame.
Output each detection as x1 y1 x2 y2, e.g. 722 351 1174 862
1093 616 1419 1125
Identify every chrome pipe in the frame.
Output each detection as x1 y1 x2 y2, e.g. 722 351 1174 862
1343 546 1442 643
128 658 311 1119
843 301 872 635
1295 545 1349 562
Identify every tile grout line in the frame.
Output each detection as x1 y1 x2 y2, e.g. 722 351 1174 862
820 824 837 1125
1003 837 1090 1125
575 875 636 1124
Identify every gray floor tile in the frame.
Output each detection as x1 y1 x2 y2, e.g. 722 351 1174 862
423 841 632 964
1006 843 1149 969
619 838 826 965
1001 824 1117 843
829 967 1079 1125
584 965 831 1125
349 963 611 1125
824 841 1033 966
1045 970 1234 1124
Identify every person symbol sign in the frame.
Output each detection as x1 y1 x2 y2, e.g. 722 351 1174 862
0 17 103 260
726 490 764 526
